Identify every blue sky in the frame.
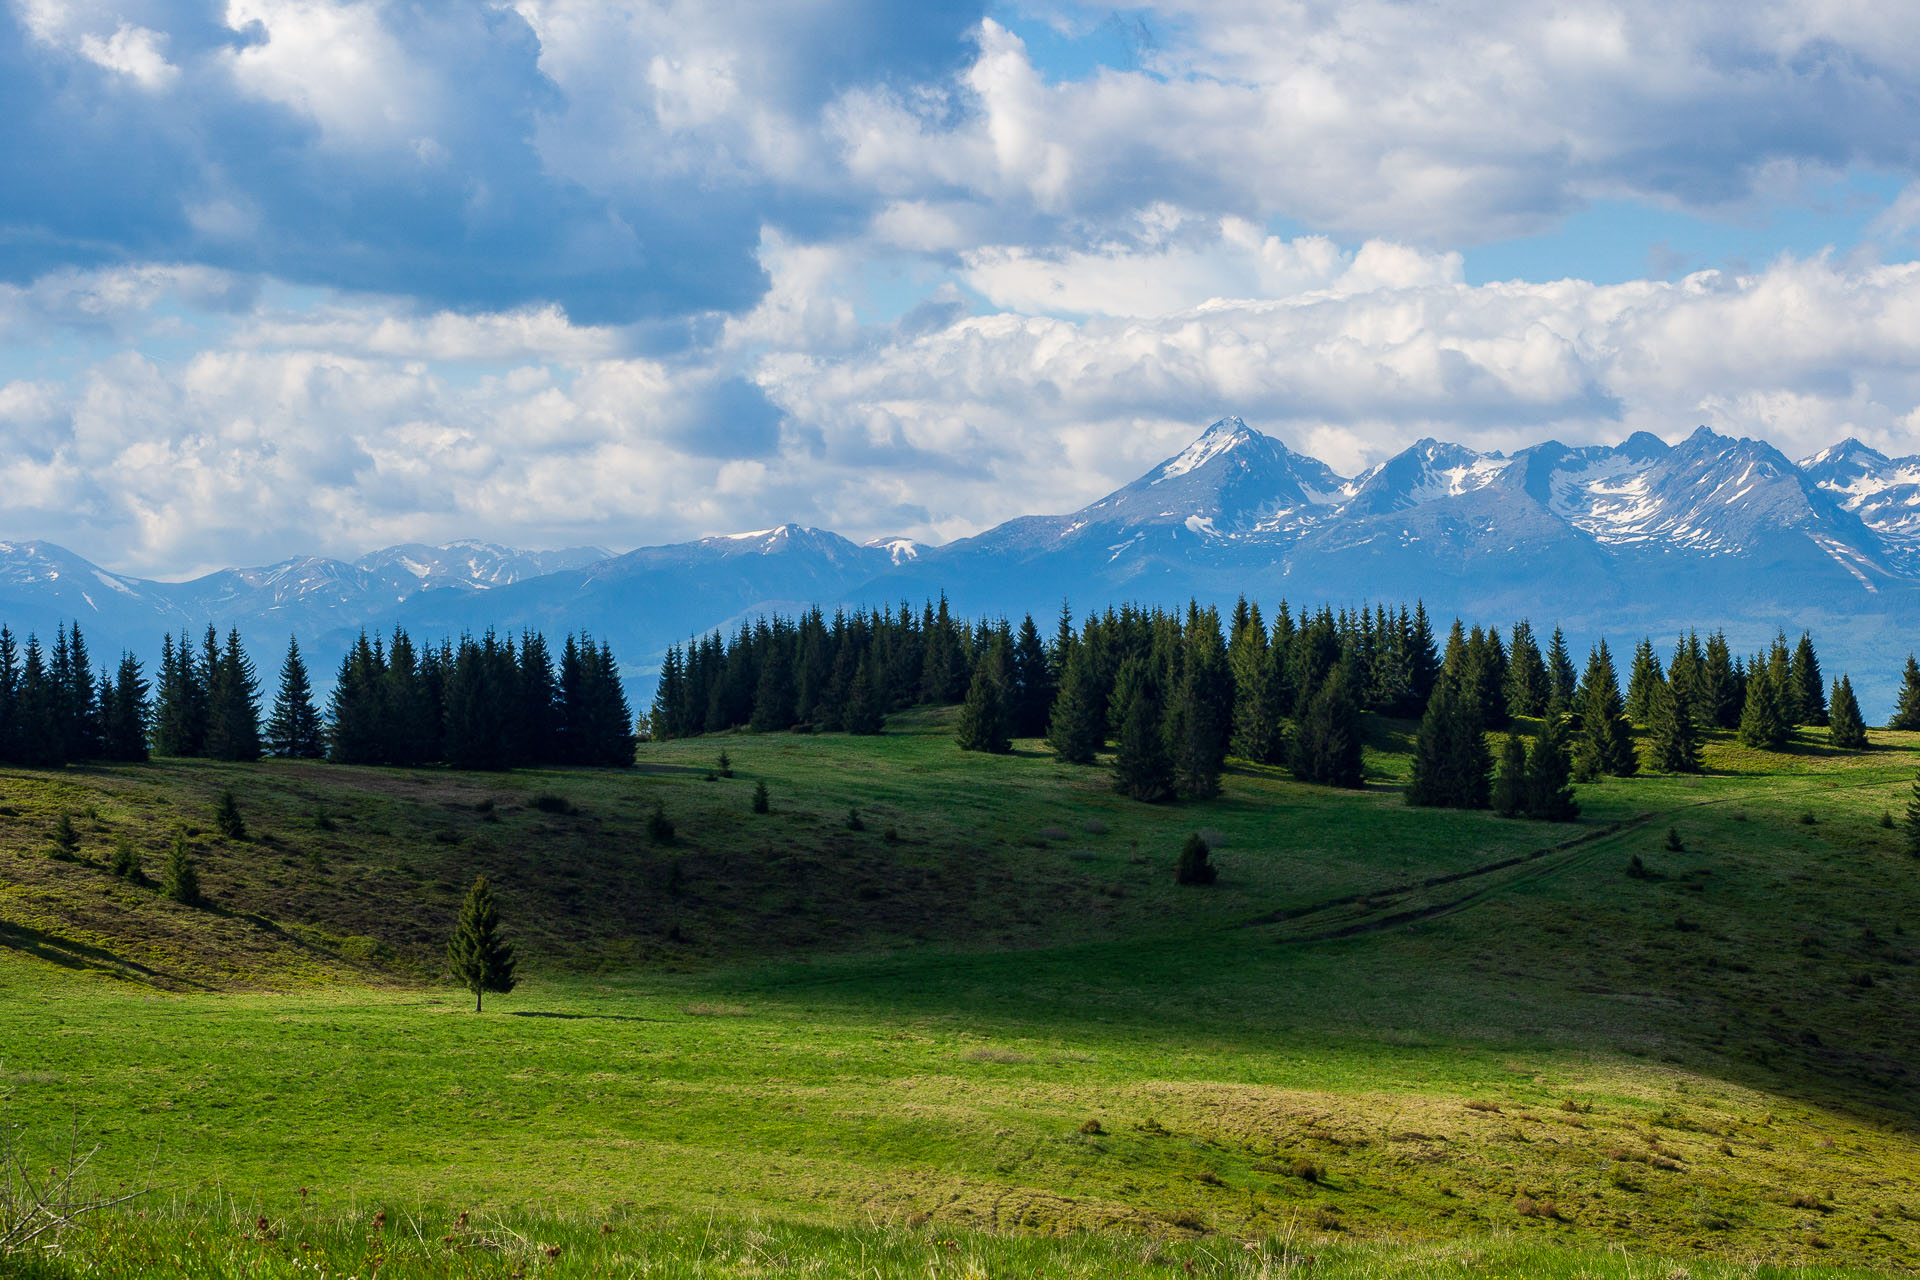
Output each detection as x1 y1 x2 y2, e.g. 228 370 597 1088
8 0 1920 575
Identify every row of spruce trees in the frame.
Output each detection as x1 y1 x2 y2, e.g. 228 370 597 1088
0 623 634 771
651 596 1890 811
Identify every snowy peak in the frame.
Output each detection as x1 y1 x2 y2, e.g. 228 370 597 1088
1802 437 1920 544
1340 439 1514 516
355 541 610 591
1084 418 1348 536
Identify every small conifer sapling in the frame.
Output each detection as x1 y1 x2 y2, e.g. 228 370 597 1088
215 789 248 840
717 751 733 778
1174 833 1217 886
447 875 517 1012
51 812 78 859
647 800 674 844
164 830 201 905
110 835 140 879
751 780 770 814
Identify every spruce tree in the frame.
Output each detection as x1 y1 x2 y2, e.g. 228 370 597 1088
1828 675 1868 750
842 657 884 735
1491 734 1527 817
101 652 150 762
1624 639 1663 725
1228 601 1281 761
163 830 200 906
1046 643 1103 764
1407 675 1489 809
1702 632 1741 729
265 637 324 758
1174 832 1217 885
1791 633 1827 726
1110 655 1173 802
1572 644 1636 779
214 789 247 840
751 779 770 813
205 630 262 762
1008 615 1055 739
1524 716 1580 821
110 835 140 880
1290 663 1366 789
955 645 1012 753
1166 608 1231 800
447 875 517 1012
1736 670 1788 750
1906 774 1920 856
1890 656 1920 731
1545 627 1577 716
1505 620 1549 719
1646 677 1703 774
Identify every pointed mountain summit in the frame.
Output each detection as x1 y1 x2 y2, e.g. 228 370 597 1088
1339 438 1514 517
1802 437 1920 549
1077 417 1346 537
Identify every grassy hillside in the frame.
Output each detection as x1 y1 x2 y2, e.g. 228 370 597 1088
1 710 1917 1276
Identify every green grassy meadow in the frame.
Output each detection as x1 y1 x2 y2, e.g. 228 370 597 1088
2 709 1918 1276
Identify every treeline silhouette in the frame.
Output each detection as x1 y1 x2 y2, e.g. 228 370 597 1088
650 596 1883 810
0 622 633 771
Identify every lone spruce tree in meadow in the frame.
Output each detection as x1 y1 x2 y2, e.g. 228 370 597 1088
265 637 324 758
1827 675 1868 750
1890 656 1920 731
1646 677 1703 774
448 875 517 1012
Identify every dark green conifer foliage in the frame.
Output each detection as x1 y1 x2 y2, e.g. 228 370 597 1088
163 830 200 906
1624 639 1663 725
1889 656 1920 731
1290 662 1366 790
748 640 797 733
1524 716 1580 821
101 653 150 762
1702 631 1741 728
1166 608 1231 799
1907 775 1920 858
1646 677 1703 774
1828 675 1868 750
1008 615 1055 739
1110 655 1173 802
751 780 770 813
1736 669 1789 750
447 875 517 1012
110 835 140 879
1505 620 1549 719
205 630 262 762
1545 627 1577 717
1407 676 1489 809
14 636 59 767
265 637 324 759
1492 734 1527 817
51 812 77 858
0 627 17 762
1228 599 1281 761
955 642 1013 754
1174 833 1217 885
1045 643 1103 764
841 658 884 735
647 800 674 843
1572 643 1637 779
1407 603 1439 705
1791 633 1827 726
214 789 247 840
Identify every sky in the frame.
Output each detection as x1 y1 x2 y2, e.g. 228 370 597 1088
10 1 1920 577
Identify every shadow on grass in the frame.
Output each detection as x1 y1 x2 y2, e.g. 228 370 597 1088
0 918 209 990
507 1010 658 1023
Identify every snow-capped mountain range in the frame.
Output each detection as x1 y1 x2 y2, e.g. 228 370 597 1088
9 418 1920 713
